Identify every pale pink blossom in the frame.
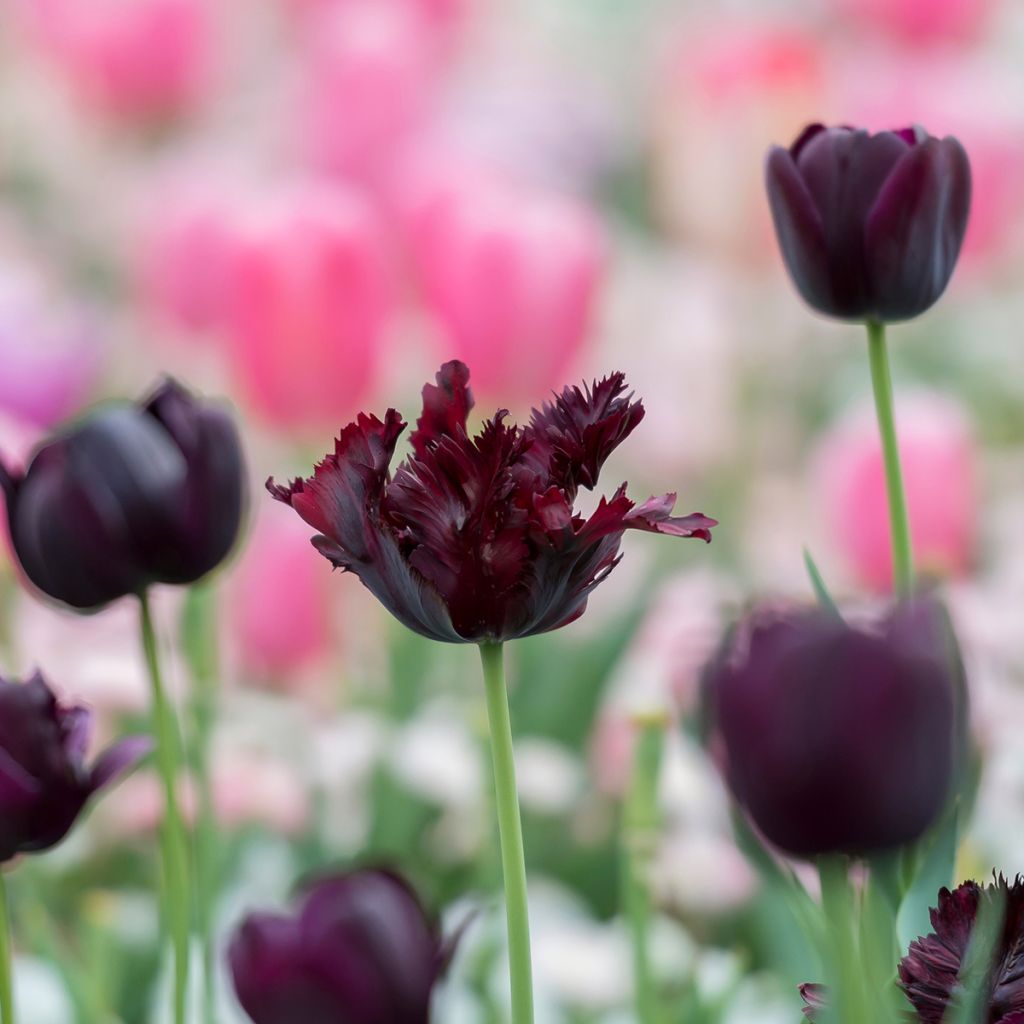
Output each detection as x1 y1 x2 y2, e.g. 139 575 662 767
832 0 993 45
814 394 978 593
219 183 393 431
136 175 238 335
651 19 826 261
0 269 100 430
17 0 217 123
285 0 470 42
297 1 442 189
101 750 309 838
226 506 335 685
402 165 606 403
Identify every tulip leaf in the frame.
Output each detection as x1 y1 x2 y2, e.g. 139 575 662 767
802 549 843 621
896 803 960 955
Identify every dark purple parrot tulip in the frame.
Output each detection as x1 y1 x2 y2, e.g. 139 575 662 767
228 868 446 1024
899 876 1024 1024
0 671 150 862
268 361 715 644
704 597 959 858
765 123 971 323
0 379 246 610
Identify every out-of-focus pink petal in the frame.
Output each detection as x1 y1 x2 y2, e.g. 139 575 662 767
814 394 977 592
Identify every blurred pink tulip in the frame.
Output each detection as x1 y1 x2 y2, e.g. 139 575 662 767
0 270 100 429
104 751 309 838
403 166 606 402
833 0 993 45
137 177 237 335
227 507 334 684
220 184 392 431
298 1 441 188
815 395 978 593
18 0 216 123
651 20 826 260
286 0 469 40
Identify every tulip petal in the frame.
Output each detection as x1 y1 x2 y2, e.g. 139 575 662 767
865 136 971 322
624 494 717 542
525 372 645 493
269 411 463 642
410 359 474 459
90 735 153 791
765 146 834 315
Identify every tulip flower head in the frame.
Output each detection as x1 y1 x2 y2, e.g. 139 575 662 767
899 876 1024 1023
704 597 959 858
269 361 715 644
765 123 971 322
1 379 246 610
0 671 150 863
229 868 446 1024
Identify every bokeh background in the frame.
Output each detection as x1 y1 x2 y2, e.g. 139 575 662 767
2 0 1024 1020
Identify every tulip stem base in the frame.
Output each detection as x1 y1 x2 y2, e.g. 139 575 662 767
0 872 14 1024
623 714 667 1024
480 642 534 1024
866 320 914 596
140 592 191 1024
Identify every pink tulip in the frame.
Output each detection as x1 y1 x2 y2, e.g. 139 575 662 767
651 20 826 260
286 0 470 41
0 270 100 429
136 175 238 335
403 166 606 402
220 183 392 431
297 1 441 189
815 395 977 593
17 0 216 123
226 506 335 684
833 0 993 45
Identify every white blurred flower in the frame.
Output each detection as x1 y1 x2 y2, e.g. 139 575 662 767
515 738 584 816
12 957 74 1024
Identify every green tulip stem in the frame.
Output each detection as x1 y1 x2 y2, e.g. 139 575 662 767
623 713 667 1024
0 872 14 1024
139 592 191 1024
866 320 914 596
819 857 867 1024
479 642 534 1024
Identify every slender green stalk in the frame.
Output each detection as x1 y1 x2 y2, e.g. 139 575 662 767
866 320 914 596
479 642 534 1024
181 585 221 1024
0 872 14 1024
818 858 867 1024
139 592 190 1024
622 714 667 1024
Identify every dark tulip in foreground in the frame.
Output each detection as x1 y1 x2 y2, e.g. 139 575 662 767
704 597 960 858
765 123 971 322
899 875 1024 1024
229 868 446 1024
0 671 150 863
801 876 1024 1023
0 379 246 610
269 361 715 643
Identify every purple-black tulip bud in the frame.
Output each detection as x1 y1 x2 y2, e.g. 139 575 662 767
765 123 971 323
228 868 447 1024
704 597 961 858
0 379 246 610
0 671 150 862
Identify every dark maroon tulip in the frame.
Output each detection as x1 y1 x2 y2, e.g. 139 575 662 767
704 597 958 857
269 361 715 643
900 876 1024 1024
229 869 446 1024
0 671 150 862
0 379 246 610
765 123 971 322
